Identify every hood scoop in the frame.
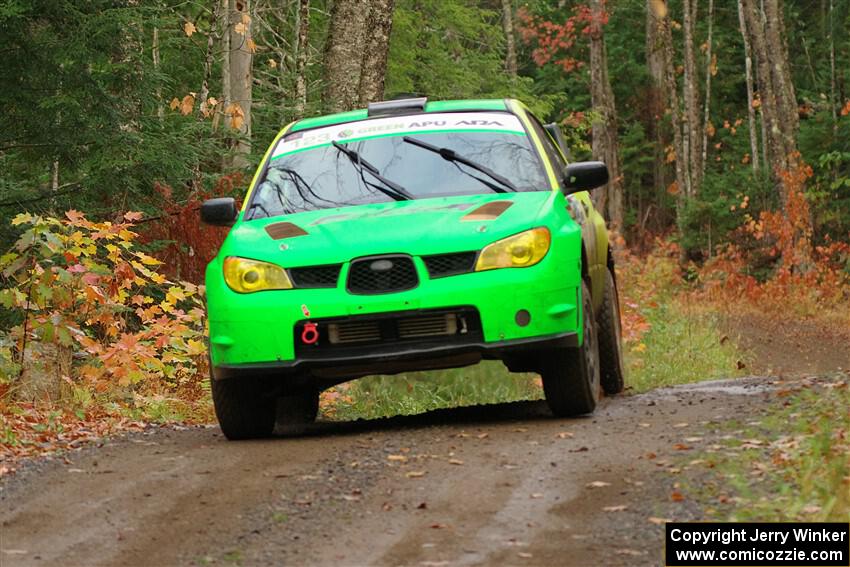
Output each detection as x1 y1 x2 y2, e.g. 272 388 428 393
461 200 513 222
265 222 308 240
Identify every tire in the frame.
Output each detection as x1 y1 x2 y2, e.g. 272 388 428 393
211 376 276 440
596 266 626 395
541 281 601 416
276 390 320 428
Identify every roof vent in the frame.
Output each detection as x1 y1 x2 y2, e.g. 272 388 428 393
367 97 427 118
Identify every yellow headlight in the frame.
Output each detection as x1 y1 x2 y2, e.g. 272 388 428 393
475 227 551 271
223 257 293 293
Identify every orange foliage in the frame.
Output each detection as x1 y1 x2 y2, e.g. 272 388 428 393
142 173 244 283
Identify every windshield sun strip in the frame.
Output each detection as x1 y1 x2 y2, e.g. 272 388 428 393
269 128 526 162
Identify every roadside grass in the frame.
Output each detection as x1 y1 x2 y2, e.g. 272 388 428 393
623 297 744 393
689 376 849 522
321 362 541 421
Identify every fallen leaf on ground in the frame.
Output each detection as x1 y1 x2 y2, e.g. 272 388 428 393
603 505 628 512
406 471 426 478
648 517 672 525
417 502 427 509
616 548 646 556
430 523 448 529
556 432 574 439
387 455 408 463
586 481 611 488
673 422 689 428
530 493 543 499
517 552 533 559
671 491 685 502
448 459 464 465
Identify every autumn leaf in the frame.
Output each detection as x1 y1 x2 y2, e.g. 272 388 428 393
246 38 257 53
234 22 248 36
183 21 196 37
169 97 180 111
267 58 277 69
180 94 195 116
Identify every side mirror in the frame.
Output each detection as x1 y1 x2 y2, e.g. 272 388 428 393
562 161 609 194
544 123 572 161
200 197 238 226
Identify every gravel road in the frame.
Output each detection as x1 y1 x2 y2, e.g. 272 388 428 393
0 376 787 567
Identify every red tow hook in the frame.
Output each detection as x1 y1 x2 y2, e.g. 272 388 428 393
301 322 319 345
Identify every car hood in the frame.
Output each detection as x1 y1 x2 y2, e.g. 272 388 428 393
221 191 560 267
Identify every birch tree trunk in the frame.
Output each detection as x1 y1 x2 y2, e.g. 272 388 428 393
323 0 369 112
293 0 310 117
588 0 624 232
737 0 760 174
502 0 518 77
358 0 396 105
229 0 253 168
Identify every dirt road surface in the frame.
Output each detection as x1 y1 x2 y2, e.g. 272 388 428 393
1 374 805 567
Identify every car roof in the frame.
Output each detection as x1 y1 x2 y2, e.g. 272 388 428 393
289 98 516 133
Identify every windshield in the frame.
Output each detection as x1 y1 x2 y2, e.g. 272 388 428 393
246 111 548 220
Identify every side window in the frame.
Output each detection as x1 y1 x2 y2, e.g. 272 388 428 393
526 113 567 169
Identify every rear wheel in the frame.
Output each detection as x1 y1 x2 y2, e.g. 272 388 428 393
596 266 626 394
541 281 601 416
211 376 276 440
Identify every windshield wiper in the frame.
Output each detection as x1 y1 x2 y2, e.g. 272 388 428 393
402 136 519 193
332 141 414 201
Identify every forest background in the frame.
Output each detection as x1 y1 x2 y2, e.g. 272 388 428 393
0 0 848 479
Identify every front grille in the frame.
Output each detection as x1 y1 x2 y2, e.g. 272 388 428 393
423 252 477 279
347 255 418 295
293 307 482 357
289 264 341 288
397 313 458 338
328 321 381 344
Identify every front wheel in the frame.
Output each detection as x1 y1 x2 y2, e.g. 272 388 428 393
211 376 276 440
540 281 601 416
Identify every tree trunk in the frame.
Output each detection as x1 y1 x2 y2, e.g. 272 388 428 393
293 0 310 117
229 0 253 168
737 0 760 174
700 0 714 181
588 0 624 233
741 0 811 267
682 0 701 196
358 0 396 105
220 0 231 129
646 0 667 202
323 0 369 113
501 0 518 77
654 1 688 223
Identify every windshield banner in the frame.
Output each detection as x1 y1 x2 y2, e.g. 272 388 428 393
272 112 526 159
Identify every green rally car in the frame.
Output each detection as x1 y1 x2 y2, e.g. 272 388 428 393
201 97 626 440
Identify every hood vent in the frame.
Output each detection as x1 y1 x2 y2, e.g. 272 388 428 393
461 201 513 222
265 222 308 240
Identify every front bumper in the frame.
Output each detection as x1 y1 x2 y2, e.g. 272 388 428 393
206 252 583 377
213 331 577 382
